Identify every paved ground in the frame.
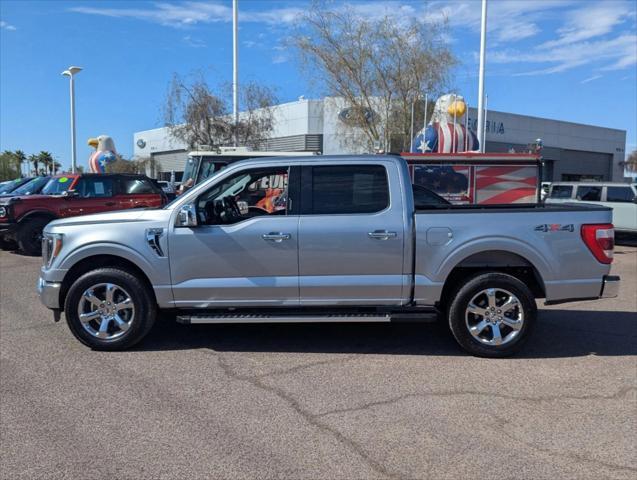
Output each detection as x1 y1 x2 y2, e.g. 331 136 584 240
1 245 636 480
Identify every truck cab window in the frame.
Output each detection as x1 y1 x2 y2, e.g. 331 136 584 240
310 165 388 214
549 185 573 199
606 187 635 203
197 167 289 225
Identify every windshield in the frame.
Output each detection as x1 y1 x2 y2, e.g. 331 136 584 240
0 178 26 194
183 155 252 189
182 156 200 188
11 176 50 195
41 176 75 195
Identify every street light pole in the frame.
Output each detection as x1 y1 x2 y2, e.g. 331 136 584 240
62 66 82 173
232 0 239 147
476 0 488 153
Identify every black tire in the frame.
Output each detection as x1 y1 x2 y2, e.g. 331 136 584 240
0 236 18 251
447 272 536 358
64 268 157 350
17 217 51 255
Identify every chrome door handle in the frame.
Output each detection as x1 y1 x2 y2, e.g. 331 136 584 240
262 232 291 242
368 230 398 240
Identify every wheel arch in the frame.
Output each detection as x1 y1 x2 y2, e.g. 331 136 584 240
438 250 546 310
59 254 157 312
18 210 58 224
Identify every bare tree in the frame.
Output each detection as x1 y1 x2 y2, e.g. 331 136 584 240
291 2 456 152
163 73 278 150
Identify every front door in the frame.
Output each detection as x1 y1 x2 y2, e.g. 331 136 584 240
169 165 300 308
60 176 120 217
298 163 406 306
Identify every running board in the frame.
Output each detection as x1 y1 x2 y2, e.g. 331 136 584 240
176 311 438 325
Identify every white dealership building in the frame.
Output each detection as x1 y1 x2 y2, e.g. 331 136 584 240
133 97 627 182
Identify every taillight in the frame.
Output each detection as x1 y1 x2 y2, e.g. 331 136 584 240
581 224 614 264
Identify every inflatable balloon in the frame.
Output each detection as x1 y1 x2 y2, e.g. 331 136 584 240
88 135 118 173
411 94 479 153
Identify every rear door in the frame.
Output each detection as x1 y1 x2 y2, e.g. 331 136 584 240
298 162 406 306
117 177 163 209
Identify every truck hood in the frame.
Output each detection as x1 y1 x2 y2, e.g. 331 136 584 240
46 208 169 231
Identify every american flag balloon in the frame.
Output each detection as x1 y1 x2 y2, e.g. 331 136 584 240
89 150 117 173
412 122 479 153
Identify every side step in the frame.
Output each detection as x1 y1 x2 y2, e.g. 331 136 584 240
176 311 438 325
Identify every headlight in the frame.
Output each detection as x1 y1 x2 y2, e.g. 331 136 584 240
42 233 63 269
0 206 7 217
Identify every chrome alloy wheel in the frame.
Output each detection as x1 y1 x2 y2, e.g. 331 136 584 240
77 283 135 340
465 288 524 347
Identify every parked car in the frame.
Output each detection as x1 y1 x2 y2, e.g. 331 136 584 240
0 177 37 195
0 176 50 197
546 182 637 234
37 155 619 357
0 173 165 255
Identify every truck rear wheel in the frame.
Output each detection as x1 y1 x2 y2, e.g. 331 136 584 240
17 217 50 255
447 272 536 357
64 268 157 350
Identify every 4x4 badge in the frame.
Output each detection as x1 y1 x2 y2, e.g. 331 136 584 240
534 224 574 232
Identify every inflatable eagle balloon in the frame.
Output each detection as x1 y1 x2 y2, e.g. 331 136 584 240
411 94 479 153
88 135 118 173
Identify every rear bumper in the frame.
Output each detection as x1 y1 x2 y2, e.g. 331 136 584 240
37 276 61 309
600 275 620 298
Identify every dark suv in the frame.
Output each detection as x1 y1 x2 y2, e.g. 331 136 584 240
0 173 166 254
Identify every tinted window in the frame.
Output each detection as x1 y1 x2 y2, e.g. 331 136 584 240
120 178 157 194
74 177 114 198
41 176 76 194
413 185 450 207
311 165 388 214
549 185 573 199
606 186 635 203
576 185 601 201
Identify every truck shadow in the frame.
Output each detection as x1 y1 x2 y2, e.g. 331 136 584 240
137 309 637 358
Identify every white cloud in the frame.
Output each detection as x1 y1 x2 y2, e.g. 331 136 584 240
0 20 17 31
581 74 602 84
69 2 303 27
182 35 206 48
490 34 637 76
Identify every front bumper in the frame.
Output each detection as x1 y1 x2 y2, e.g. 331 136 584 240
600 275 620 298
37 276 61 309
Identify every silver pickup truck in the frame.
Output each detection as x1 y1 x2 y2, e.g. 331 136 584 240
37 155 620 357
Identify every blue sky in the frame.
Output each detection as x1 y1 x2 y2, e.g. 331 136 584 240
1 0 636 171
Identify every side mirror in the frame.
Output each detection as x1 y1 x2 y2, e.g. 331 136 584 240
63 190 79 198
176 203 198 227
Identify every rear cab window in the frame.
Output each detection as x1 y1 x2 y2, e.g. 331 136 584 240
306 165 389 214
549 185 573 199
606 186 636 203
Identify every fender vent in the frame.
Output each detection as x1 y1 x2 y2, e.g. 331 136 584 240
146 228 165 257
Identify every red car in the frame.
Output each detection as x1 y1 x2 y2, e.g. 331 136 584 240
0 173 166 255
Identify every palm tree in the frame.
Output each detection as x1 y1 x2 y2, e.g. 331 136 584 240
28 154 39 176
51 161 62 174
13 150 26 176
38 151 54 175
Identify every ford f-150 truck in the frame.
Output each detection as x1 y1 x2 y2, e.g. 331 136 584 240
37 155 620 357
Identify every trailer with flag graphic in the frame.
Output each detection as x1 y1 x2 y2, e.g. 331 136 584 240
402 153 541 205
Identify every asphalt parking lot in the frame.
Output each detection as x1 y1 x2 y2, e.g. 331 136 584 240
1 245 636 480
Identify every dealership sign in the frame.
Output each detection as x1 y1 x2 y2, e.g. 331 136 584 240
468 117 505 135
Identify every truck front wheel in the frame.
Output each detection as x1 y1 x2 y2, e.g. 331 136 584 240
447 272 536 357
64 268 157 350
